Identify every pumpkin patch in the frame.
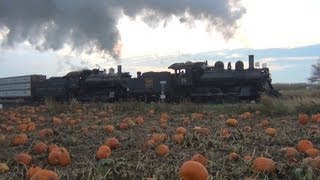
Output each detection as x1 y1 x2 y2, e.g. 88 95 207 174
0 101 319 179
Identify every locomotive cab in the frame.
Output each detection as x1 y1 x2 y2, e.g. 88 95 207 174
168 61 207 86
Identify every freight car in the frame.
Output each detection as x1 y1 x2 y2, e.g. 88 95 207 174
0 75 46 102
0 55 280 104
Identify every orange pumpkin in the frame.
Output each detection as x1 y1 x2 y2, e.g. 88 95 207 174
305 148 319 158
104 137 121 149
155 144 170 156
176 127 187 135
191 154 208 166
265 128 277 137
191 113 204 121
261 120 270 128
302 156 320 169
241 112 252 119
151 133 167 143
179 161 209 180
18 124 28 132
52 116 63 125
143 139 156 149
298 113 309 125
104 125 114 133
48 144 59 153
252 157 276 173
27 165 42 178
30 169 59 180
311 113 320 123
12 133 28 146
38 116 46 122
48 148 61 165
199 128 210 136
229 152 239 161
6 125 14 131
218 114 225 119
15 153 32 165
81 127 89 134
96 145 111 159
220 128 231 138
243 155 253 162
38 128 53 138
122 117 132 123
160 113 169 122
90 125 99 130
226 119 238 127
135 116 144 125
58 147 71 166
67 119 77 125
48 146 71 166
173 134 184 144
33 142 47 154
159 117 167 123
297 140 314 152
27 123 36 131
119 122 128 130
280 147 298 159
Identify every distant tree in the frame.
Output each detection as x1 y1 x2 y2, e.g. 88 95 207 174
308 58 320 83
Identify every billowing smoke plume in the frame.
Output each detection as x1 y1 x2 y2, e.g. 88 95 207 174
0 0 245 59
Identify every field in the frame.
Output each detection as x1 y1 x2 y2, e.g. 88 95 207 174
0 89 320 180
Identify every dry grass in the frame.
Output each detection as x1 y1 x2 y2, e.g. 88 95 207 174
0 89 319 180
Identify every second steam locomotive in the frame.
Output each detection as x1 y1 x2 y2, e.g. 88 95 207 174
0 55 280 103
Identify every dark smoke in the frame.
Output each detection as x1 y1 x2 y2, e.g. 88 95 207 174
0 0 245 59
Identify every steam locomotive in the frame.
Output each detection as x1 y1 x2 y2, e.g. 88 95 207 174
0 55 279 103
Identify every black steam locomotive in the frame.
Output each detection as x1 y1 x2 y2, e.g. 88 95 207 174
0 55 279 103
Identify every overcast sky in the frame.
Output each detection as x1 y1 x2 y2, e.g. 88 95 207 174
0 0 320 83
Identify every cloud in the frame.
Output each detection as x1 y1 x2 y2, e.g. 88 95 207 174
267 64 296 71
258 56 319 63
0 0 245 59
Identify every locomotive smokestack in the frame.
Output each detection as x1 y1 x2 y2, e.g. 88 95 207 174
249 55 254 69
117 65 122 74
